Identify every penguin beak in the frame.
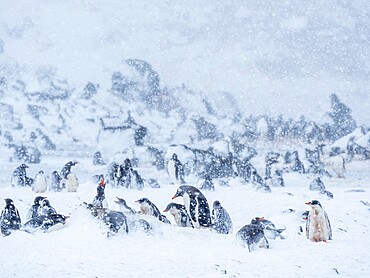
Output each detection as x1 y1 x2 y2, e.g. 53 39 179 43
305 201 311 205
257 217 265 221
100 179 106 186
171 194 177 200
64 215 70 219
163 209 168 212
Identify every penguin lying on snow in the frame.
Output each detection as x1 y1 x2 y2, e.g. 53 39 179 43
115 197 136 214
136 198 170 224
0 198 22 236
40 199 57 217
172 185 211 229
164 202 193 228
22 214 69 233
306 200 332 242
211 200 233 234
27 196 47 221
236 224 269 252
250 217 285 240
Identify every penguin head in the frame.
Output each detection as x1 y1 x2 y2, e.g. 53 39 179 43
4 198 14 206
123 158 132 168
135 198 150 204
163 202 179 212
213 200 222 209
115 196 128 206
172 187 184 199
172 153 178 160
41 199 51 207
306 200 322 208
66 161 78 167
250 217 265 225
99 178 106 187
34 196 47 205
20 164 29 169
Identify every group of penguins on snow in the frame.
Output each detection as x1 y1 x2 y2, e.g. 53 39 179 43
1 157 332 251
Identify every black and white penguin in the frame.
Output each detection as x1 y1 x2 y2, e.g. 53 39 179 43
33 170 48 193
172 185 211 229
132 170 144 190
22 214 69 233
250 217 285 240
40 198 57 216
167 153 186 184
0 198 22 236
49 171 62 192
10 164 31 187
135 198 169 224
163 202 193 228
211 200 233 234
236 224 269 252
92 178 108 209
115 196 136 214
106 162 120 187
272 170 285 187
305 200 332 242
27 196 47 220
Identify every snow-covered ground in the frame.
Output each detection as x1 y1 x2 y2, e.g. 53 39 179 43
0 156 369 277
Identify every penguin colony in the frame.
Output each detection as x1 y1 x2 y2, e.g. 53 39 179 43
2 152 334 252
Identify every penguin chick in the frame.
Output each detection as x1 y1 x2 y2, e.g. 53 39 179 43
236 224 269 252
33 170 48 193
211 200 233 234
164 202 193 228
250 217 285 240
306 200 332 242
0 198 22 236
65 173 79 192
135 198 168 224
115 197 136 214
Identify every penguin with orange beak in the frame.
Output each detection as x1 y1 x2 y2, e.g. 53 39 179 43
92 177 108 208
305 200 332 242
172 185 211 229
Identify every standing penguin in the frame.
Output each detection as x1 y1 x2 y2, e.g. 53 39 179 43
60 161 79 192
132 170 144 190
135 198 169 224
167 153 186 184
60 161 78 179
163 202 193 228
306 200 332 242
27 196 47 220
172 185 211 229
236 224 269 252
49 171 62 192
92 178 108 209
65 173 79 192
211 200 233 234
0 198 22 236
33 170 48 193
118 159 133 188
10 164 31 187
40 198 57 216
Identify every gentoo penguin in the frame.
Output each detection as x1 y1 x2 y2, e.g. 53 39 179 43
236 224 269 252
60 161 79 192
49 171 62 192
172 185 211 229
167 153 186 184
250 217 285 240
211 200 233 234
135 198 168 224
22 214 69 233
115 197 136 214
40 198 57 216
305 200 332 242
272 170 285 187
10 164 31 187
0 198 22 236
27 196 47 220
84 204 128 235
32 170 48 193
163 202 193 228
92 178 108 208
